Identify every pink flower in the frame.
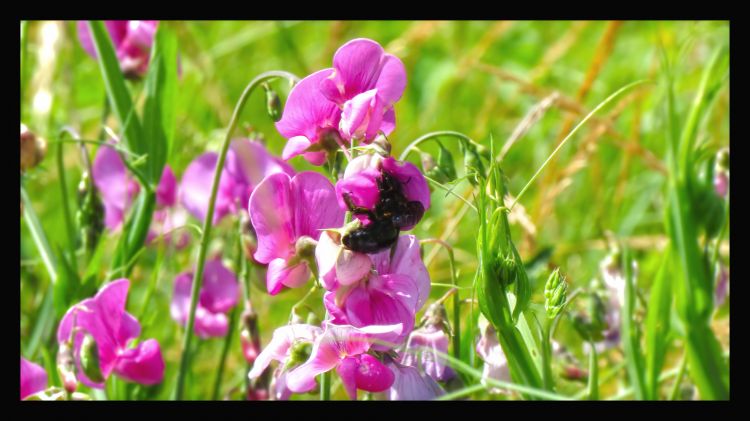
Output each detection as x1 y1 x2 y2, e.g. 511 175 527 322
400 324 455 382
57 279 165 388
247 323 323 400
276 38 406 164
180 139 294 226
314 230 372 290
323 235 430 349
476 316 510 394
171 258 239 338
93 143 187 246
336 155 430 231
249 171 344 295
78 21 158 79
20 358 48 400
286 322 402 400
386 359 444 400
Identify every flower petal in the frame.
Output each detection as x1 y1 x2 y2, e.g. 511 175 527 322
92 144 139 230
155 165 178 208
291 171 345 239
266 259 310 295
354 354 395 393
113 338 165 386
20 358 48 400
276 69 340 144
381 157 431 225
336 356 359 400
180 152 236 225
249 172 295 264
199 259 238 314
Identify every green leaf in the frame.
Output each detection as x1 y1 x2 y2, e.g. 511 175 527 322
644 247 673 399
142 24 178 184
87 21 144 156
621 247 646 400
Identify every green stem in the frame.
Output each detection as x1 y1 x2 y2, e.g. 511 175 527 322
541 321 554 391
174 70 299 400
437 383 487 400
669 352 689 400
21 185 57 284
212 306 238 400
588 342 599 400
56 140 77 257
320 371 331 400
399 130 480 162
510 80 650 211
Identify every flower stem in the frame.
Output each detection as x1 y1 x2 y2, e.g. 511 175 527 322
320 371 331 400
174 70 299 400
21 184 57 284
399 130 480 162
588 341 599 400
668 352 688 400
56 138 77 258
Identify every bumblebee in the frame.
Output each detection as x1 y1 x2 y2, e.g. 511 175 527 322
341 171 425 254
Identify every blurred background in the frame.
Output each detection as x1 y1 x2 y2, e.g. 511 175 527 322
20 21 729 399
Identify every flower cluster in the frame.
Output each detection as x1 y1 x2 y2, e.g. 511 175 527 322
245 38 451 400
78 20 158 79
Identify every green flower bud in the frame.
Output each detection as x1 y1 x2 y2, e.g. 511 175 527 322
435 140 457 182
495 253 517 287
263 83 282 122
79 334 105 384
76 171 105 255
460 140 485 186
544 268 568 319
285 340 313 371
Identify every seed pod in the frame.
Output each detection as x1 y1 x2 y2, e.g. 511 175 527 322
76 171 105 255
544 268 568 319
436 141 458 182
79 334 105 384
495 253 517 287
263 83 282 122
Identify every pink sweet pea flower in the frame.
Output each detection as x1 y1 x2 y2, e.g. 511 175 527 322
319 38 406 142
171 258 239 338
386 359 444 401
323 235 430 349
400 324 455 382
20 358 48 400
336 155 430 231
314 230 372 290
275 38 406 165
92 143 187 247
286 322 402 400
249 171 344 295
78 21 158 79
180 139 294 226
57 279 165 388
476 316 510 394
248 323 323 400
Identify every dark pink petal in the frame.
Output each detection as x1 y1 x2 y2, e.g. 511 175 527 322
155 165 178 209
335 167 381 214
20 358 47 400
117 312 142 346
276 69 341 144
290 171 345 239
336 356 359 400
93 145 139 230
126 21 158 50
354 354 394 393
113 339 165 386
199 259 238 314
180 152 237 225
303 151 328 166
77 20 129 58
249 173 295 264
379 108 396 137
374 54 407 108
329 39 388 103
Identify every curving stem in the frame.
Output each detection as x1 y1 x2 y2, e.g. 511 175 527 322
174 70 299 400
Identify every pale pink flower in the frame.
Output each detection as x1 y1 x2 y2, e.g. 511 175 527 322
386 359 444 400
400 324 455 382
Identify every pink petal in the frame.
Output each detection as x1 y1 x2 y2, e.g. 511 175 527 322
199 259 238 314
282 136 313 161
354 354 395 393
77 20 129 58
249 173 295 264
285 332 341 393
303 151 327 166
381 157 431 225
93 144 139 230
170 272 192 325
276 69 341 143
227 139 295 195
248 324 322 379
290 171 345 239
387 361 444 400
329 39 388 103
374 54 407 108
335 167 381 213
266 259 311 295
339 89 379 141
194 307 229 338
342 279 415 349
387 235 431 310
113 339 165 386
335 248 372 286
336 356 359 400
155 165 178 208
20 358 48 400
379 108 396 137
179 152 236 225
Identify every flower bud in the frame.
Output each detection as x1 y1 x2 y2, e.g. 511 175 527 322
240 305 261 365
76 171 105 255
494 253 517 287
544 268 568 319
436 141 458 182
295 235 318 260
56 341 78 394
285 340 313 370
420 152 438 176
20 123 46 172
460 140 485 186
263 83 283 122
79 334 105 384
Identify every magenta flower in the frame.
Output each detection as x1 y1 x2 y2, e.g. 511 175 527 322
57 279 165 388
400 324 455 382
323 235 430 349
171 258 239 338
180 139 294 226
286 322 402 400
78 21 158 79
249 171 344 295
276 38 406 165
248 323 323 400
336 155 430 230
20 358 48 400
386 359 444 401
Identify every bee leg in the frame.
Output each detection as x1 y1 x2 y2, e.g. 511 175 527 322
343 192 376 219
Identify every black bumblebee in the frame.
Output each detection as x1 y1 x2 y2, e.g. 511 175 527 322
341 170 425 254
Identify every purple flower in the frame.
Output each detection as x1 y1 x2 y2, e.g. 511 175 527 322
400 324 455 382
249 171 344 295
715 264 729 308
180 139 294 226
476 316 510 394
286 322 402 400
57 279 165 388
386 359 444 400
323 235 430 349
336 155 430 230
92 143 186 246
20 358 47 400
276 38 406 164
171 258 239 338
78 21 158 79
247 323 323 400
